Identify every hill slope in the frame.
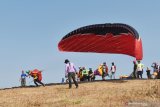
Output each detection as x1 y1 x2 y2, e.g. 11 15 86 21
0 80 160 107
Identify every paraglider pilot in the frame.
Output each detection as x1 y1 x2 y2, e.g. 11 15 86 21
26 70 45 87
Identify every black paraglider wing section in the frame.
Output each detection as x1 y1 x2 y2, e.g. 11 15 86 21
62 23 139 40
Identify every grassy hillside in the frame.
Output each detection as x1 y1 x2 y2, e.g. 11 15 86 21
0 80 160 107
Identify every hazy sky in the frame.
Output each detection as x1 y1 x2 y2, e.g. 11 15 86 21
0 0 160 88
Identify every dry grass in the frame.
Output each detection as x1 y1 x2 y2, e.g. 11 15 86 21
0 80 160 107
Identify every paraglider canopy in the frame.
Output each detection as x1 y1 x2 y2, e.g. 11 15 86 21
58 23 143 60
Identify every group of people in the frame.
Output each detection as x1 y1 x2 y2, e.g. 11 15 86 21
132 60 160 79
20 59 160 89
64 59 117 89
133 60 144 79
77 67 95 81
20 69 45 87
93 62 117 80
101 62 116 80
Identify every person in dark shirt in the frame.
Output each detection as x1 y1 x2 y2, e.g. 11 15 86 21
88 68 95 81
133 60 137 78
146 67 151 79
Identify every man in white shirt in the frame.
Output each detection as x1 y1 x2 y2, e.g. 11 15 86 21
110 62 116 79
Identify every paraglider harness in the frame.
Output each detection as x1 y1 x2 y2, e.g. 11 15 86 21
26 69 45 87
30 70 42 81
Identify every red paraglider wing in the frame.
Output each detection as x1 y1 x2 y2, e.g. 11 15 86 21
58 23 143 60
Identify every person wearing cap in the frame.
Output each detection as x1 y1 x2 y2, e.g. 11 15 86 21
64 59 78 89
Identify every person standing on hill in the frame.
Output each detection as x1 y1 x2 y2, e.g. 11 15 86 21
102 62 108 80
88 68 95 81
146 67 151 79
61 78 65 83
110 62 116 79
20 70 27 87
64 59 78 89
133 60 137 78
136 61 144 79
